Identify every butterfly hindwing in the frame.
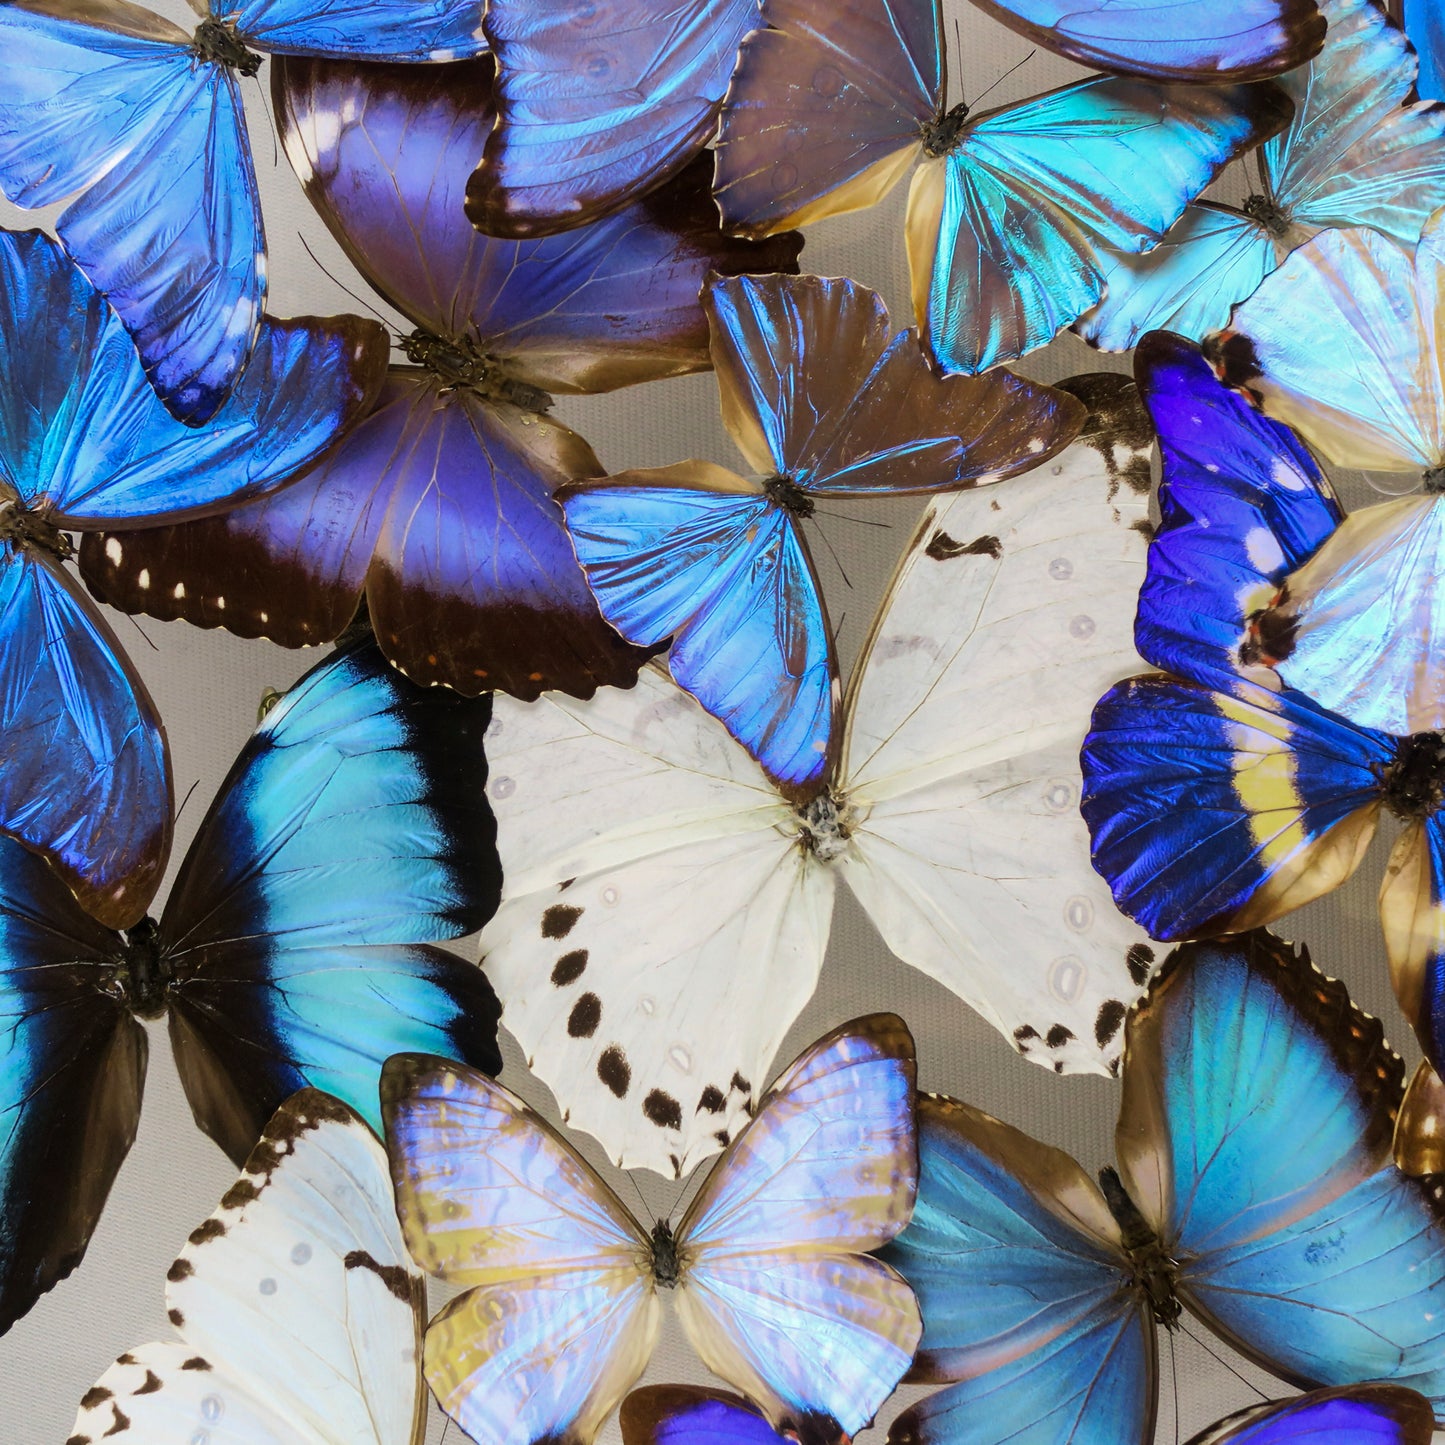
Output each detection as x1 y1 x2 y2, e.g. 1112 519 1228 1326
382 1055 661 1445
469 0 760 235
70 1090 427 1445
1186 1389 1434 1445
674 1015 921 1443
621 1387 789 1445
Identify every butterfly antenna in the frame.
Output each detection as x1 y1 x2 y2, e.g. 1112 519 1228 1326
297 234 390 326
952 17 964 86
1180 1322 1271 1401
814 506 893 530
810 518 853 590
173 777 202 829
252 74 279 169
439 1416 452 1445
970 48 1038 113
125 614 159 653
623 1166 655 1224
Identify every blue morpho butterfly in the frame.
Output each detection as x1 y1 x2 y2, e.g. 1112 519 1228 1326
1400 0 1444 101
465 0 761 236
1199 216 1445 737
618 1383 1436 1445
77 55 802 703
1078 333 1445 1088
713 0 1293 375
0 0 484 423
882 932 1445 1445
0 226 384 932
0 632 504 1336
1078 0 1445 351
560 269 1087 791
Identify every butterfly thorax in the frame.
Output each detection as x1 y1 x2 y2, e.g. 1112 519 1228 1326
1099 1166 1182 1328
650 1219 682 1288
402 329 553 412
1241 193 1292 240
795 790 854 864
0 493 72 560
763 473 814 518
192 18 262 76
922 101 970 159
1423 466 1445 495
1382 733 1445 820
117 916 170 1020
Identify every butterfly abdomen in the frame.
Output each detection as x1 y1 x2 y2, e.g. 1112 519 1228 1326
1098 1165 1182 1327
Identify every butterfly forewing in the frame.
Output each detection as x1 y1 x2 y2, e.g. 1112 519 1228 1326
469 0 759 236
1184 1388 1434 1445
621 1386 789 1445
382 1055 661 1445
674 1015 921 1441
70 1091 428 1445
880 1094 1154 1445
1118 935 1445 1404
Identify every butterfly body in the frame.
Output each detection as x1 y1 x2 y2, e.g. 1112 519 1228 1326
1096 1165 1183 1330
191 15 262 73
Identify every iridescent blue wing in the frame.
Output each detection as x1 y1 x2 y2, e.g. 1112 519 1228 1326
0 2 264 423
0 551 169 932
1186 1389 1434 1445
1082 675 1391 941
467 0 759 235
879 1095 1153 1445
915 78 1289 373
675 1016 920 1444
157 637 504 1164
1131 331 1343 693
1405 0 1445 102
1268 0 1445 243
1077 205 1276 351
621 1388 789 1445
1118 935 1445 1406
965 0 1323 79
563 472 837 793
0 230 385 526
231 0 485 59
0 834 143 1335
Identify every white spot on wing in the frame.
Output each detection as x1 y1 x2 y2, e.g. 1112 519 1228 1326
1244 526 1285 574
105 537 123 565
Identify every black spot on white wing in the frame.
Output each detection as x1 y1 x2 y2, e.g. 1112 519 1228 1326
1126 943 1156 986
180 1358 211 1372
168 1309 184 1328
729 1072 751 1096
1094 1000 1127 1048
344 1249 413 1304
551 949 588 985
79 1389 112 1410
643 1090 682 1130
568 993 601 1038
925 530 1002 561
166 1258 194 1284
102 1403 130 1435
697 1086 726 1114
133 1372 161 1396
541 903 583 939
187 1217 225 1246
1044 1024 1074 1049
598 1045 631 1097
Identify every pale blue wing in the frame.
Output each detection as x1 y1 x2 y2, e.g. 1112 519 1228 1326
964 0 1324 80
230 0 485 59
675 1017 920 1443
1118 936 1445 1405
0 550 170 931
155 638 503 1162
1272 0 1445 241
1077 205 1275 350
923 77 1288 373
562 475 837 792
1405 0 1445 103
0 3 265 423
1206 223 1442 471
0 228 384 524
1186 1388 1434 1445
880 1095 1153 1445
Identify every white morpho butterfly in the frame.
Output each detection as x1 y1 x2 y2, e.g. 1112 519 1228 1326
480 376 1158 1177
67 1091 426 1445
